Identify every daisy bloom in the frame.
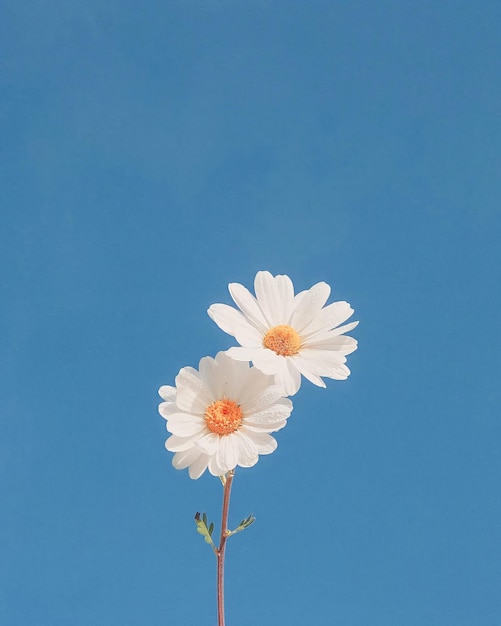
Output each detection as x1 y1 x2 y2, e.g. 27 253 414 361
207 271 358 396
158 351 292 479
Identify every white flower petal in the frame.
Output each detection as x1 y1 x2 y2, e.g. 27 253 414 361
172 447 203 470
234 431 259 468
216 436 239 474
175 366 212 413
188 454 209 479
208 455 225 477
324 364 351 380
165 435 198 452
330 320 359 336
249 348 285 376
254 271 285 326
298 349 347 370
198 355 221 398
269 357 302 396
241 384 288 415
243 397 291 431
228 282 269 332
158 401 179 419
167 420 205 437
301 301 354 338
242 398 292 426
305 334 358 355
197 353 247 401
291 355 327 388
290 282 331 333
307 321 359 343
235 366 276 410
225 346 262 362
207 303 246 334
233 324 264 348
195 432 220 455
158 385 176 401
243 398 292 424
243 422 286 433
275 274 295 323
241 430 278 455
207 303 262 347
213 352 250 400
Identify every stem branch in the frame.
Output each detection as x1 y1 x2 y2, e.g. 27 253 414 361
217 470 234 626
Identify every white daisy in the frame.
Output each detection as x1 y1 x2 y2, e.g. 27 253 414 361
207 271 358 396
158 351 293 479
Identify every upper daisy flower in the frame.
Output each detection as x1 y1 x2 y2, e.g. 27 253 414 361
207 271 358 396
159 351 292 479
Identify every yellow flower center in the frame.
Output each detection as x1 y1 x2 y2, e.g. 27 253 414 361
204 399 243 436
263 324 301 356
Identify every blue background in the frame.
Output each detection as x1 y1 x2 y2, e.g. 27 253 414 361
1 2 500 625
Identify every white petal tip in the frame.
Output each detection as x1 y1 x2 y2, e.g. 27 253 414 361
313 379 327 389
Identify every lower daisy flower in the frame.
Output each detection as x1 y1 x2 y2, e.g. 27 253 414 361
207 270 359 396
158 352 293 479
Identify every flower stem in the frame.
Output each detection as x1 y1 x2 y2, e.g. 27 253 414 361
217 470 234 626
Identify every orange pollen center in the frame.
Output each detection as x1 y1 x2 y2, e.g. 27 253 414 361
204 399 243 436
263 324 301 356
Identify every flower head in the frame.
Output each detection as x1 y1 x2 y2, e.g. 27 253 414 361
208 271 358 396
159 351 292 479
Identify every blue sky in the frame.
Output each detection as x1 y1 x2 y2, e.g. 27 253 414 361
1 2 500 625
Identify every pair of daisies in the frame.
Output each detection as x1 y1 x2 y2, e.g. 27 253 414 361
158 271 358 479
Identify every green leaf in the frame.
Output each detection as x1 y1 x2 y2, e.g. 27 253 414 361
194 512 216 550
228 514 255 536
